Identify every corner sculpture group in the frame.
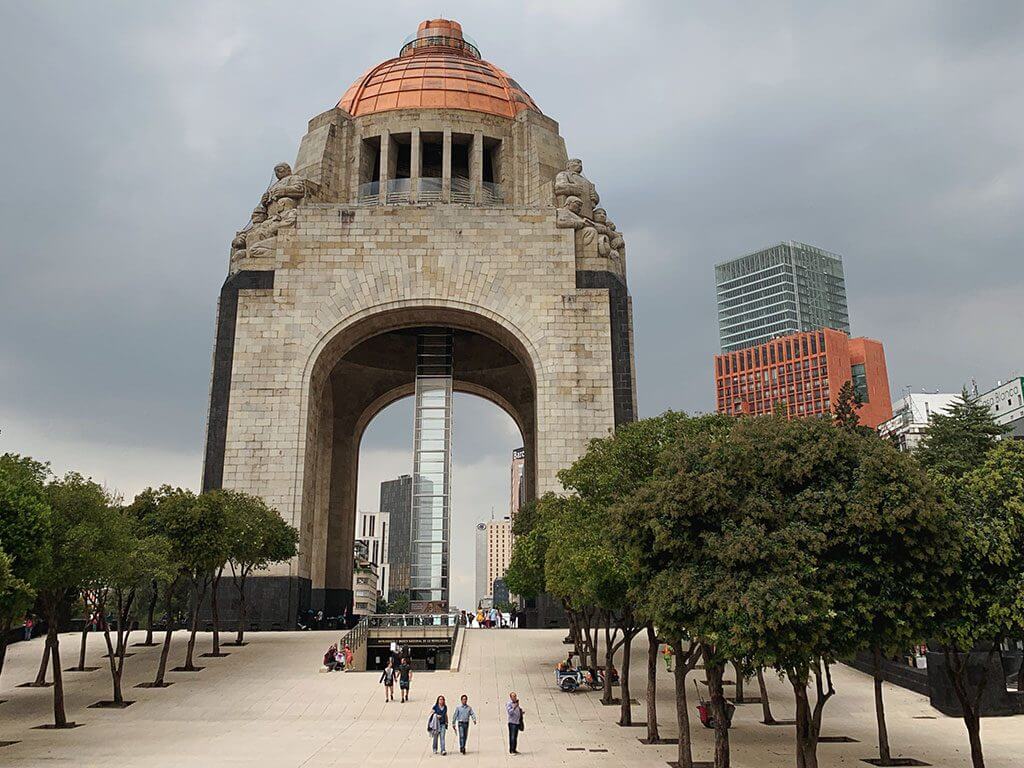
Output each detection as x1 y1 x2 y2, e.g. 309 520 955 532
554 158 626 266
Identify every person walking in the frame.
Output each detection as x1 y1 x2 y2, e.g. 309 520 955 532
661 643 674 672
398 656 412 703
452 694 478 754
428 695 449 755
506 692 524 755
23 614 34 641
379 659 396 702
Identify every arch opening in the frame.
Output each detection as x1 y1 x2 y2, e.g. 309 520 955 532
298 307 537 618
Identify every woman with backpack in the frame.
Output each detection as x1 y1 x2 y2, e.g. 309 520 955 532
428 695 449 755
379 659 396 701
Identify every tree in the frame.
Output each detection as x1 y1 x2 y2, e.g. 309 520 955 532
0 453 49 685
37 473 114 727
223 491 298 645
930 440 1024 768
555 412 712 723
832 380 863 430
126 487 170 646
161 489 229 671
144 488 196 687
916 389 1008 478
846 433 953 765
616 413 733 767
92 508 172 706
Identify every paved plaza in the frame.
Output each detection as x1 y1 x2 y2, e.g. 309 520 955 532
0 628 1020 767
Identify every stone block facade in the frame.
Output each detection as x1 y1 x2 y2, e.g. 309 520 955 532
203 22 636 627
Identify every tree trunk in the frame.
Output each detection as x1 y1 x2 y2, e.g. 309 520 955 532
964 712 985 768
602 617 617 705
33 638 51 685
152 586 175 686
756 668 776 724
706 661 731 768
184 579 206 670
0 636 7 686
872 645 892 763
76 621 89 670
942 646 988 768
645 624 660 742
211 568 222 655
733 661 744 702
671 639 694 768
619 630 634 725
47 622 67 726
791 673 818 768
101 617 123 704
144 580 158 645
235 573 248 644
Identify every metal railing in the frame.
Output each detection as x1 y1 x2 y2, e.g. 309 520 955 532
356 178 501 205
357 180 380 205
339 616 369 651
419 177 443 202
386 178 412 204
367 613 461 628
482 181 502 204
450 176 473 204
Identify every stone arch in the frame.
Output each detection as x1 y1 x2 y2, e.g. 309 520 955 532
294 302 539 615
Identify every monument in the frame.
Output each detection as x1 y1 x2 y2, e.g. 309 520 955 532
202 19 637 626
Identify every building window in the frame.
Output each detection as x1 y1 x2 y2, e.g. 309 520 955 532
851 363 869 403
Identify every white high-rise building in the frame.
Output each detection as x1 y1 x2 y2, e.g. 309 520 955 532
978 376 1024 438
878 393 959 452
474 522 488 609
486 517 513 604
356 509 390 600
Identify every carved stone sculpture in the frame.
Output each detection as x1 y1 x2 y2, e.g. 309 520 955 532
555 196 597 246
231 206 268 259
593 207 625 254
232 163 317 258
554 158 599 217
262 162 314 217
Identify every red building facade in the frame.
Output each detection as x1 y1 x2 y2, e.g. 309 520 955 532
714 328 893 428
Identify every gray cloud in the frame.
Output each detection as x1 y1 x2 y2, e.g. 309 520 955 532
2 1 1023 504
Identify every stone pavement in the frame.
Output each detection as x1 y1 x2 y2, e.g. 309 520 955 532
0 628 1020 767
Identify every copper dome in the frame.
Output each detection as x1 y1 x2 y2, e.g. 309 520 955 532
338 19 540 119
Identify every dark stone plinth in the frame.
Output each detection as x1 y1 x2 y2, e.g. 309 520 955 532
925 648 1024 716
32 723 82 730
170 666 205 672
17 682 53 688
861 759 931 767
134 681 173 688
65 666 100 672
88 700 135 709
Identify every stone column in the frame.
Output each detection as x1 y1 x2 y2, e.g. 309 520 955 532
379 128 391 205
410 127 421 204
471 130 484 204
442 128 452 203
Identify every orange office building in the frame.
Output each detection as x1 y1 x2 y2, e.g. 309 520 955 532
714 328 893 428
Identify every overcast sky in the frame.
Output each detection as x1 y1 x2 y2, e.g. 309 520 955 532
2 2 1023 608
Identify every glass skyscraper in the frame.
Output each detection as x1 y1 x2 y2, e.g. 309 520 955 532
715 241 850 353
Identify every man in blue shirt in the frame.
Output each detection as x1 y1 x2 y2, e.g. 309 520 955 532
452 694 478 754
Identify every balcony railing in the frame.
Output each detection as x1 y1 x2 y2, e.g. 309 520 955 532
450 176 473 204
357 180 379 205
386 178 412 204
482 181 502 204
356 177 502 205
419 177 443 202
